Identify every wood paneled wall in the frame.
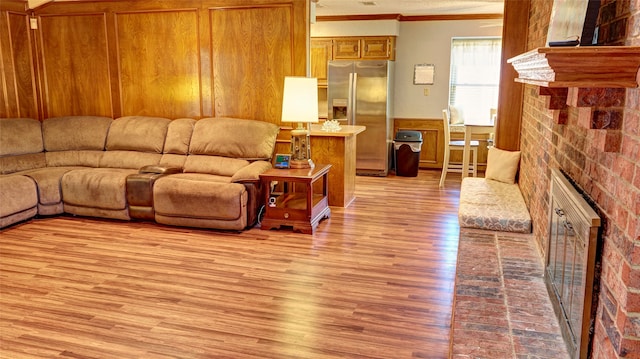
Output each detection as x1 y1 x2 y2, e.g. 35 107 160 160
1 0 309 123
39 13 113 117
115 10 200 118
211 5 295 122
495 0 529 151
0 1 39 119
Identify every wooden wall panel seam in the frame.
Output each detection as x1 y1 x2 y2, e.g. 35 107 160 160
0 11 17 117
24 12 39 119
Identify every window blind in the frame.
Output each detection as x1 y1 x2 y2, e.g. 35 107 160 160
449 37 502 123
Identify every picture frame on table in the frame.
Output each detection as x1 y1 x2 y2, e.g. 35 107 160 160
274 154 291 169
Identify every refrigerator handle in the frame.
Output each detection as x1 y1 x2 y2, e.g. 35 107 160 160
351 72 358 126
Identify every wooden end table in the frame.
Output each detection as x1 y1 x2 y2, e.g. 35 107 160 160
260 164 331 234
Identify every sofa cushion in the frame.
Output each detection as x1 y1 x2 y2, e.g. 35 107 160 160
230 161 273 182
45 150 104 168
43 116 113 151
189 117 279 160
183 155 250 177
0 118 46 174
164 118 196 155
159 154 188 169
100 151 161 169
21 167 83 206
154 174 246 221
458 177 531 233
0 118 43 157
0 175 38 228
61 168 137 210
106 116 171 153
0 153 46 175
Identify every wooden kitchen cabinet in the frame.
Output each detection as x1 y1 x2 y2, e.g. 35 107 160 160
393 119 443 169
312 36 396 63
393 118 490 170
310 38 333 86
333 38 361 59
361 37 395 59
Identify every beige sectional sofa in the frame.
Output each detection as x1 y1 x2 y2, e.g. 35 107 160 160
0 116 279 231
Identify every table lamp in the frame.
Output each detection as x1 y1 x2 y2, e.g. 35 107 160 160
281 76 319 169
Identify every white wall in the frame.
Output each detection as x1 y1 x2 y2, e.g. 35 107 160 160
311 20 400 37
311 18 503 120
28 0 52 8
395 20 502 119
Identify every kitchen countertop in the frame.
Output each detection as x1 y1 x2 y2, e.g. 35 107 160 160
309 124 366 137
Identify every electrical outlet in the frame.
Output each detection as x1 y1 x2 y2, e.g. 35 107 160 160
423 88 430 96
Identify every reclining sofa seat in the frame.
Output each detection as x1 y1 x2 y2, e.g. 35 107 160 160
0 118 44 227
61 116 171 220
33 116 113 215
152 117 279 231
0 116 114 227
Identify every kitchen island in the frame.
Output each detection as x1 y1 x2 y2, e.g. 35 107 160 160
310 124 365 207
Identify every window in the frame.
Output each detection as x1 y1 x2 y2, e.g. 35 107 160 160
449 37 502 123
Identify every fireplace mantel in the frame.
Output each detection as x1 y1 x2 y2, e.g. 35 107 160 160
507 46 640 88
507 46 640 153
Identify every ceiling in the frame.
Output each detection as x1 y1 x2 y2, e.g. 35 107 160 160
314 0 505 17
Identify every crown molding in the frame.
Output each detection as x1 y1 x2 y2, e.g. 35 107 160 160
0 0 28 12
316 14 400 22
399 13 503 21
315 13 503 22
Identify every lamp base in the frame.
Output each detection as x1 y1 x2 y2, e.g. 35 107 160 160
290 124 314 169
290 158 315 169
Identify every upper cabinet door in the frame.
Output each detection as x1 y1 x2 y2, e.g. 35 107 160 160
311 38 333 86
333 38 360 59
362 37 395 60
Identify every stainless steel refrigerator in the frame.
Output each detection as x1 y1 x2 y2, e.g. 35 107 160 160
327 60 394 176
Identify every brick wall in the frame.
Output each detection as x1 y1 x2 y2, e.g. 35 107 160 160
518 0 640 358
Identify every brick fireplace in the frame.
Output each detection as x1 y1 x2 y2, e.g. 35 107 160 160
514 1 640 358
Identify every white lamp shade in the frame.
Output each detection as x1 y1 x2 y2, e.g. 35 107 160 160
281 76 319 123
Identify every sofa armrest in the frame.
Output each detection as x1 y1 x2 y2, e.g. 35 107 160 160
231 161 272 183
127 165 181 220
139 165 182 175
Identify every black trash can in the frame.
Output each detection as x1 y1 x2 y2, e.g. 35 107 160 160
394 131 422 177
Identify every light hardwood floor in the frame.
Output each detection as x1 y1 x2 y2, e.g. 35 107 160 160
0 170 462 359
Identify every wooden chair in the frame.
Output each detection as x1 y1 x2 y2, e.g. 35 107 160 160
488 108 497 148
439 109 479 188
